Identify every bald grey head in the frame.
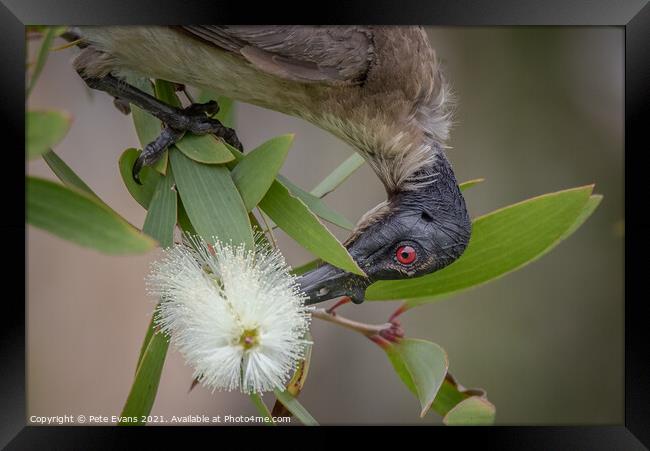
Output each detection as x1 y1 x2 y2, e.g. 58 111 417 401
298 150 471 304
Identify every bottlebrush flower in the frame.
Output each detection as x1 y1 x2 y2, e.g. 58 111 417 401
147 234 311 394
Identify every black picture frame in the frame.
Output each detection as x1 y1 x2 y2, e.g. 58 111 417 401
6 0 649 448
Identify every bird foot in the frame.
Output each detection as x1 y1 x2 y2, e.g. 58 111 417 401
132 100 242 184
79 73 242 184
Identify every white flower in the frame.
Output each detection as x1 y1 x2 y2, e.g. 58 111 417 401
147 234 311 394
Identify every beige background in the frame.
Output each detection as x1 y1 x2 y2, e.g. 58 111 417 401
27 27 624 425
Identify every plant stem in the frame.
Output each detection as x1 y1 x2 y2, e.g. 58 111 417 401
311 308 392 338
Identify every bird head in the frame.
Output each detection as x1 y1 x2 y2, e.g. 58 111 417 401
298 152 471 305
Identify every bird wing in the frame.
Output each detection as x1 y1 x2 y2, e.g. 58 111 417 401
178 26 374 84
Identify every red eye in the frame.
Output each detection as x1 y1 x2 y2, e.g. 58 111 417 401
396 245 417 265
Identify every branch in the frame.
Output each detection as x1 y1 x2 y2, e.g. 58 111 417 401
311 308 402 342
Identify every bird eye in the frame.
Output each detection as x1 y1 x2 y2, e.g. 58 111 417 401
395 245 417 265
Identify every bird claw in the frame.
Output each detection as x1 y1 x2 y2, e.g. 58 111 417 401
76 73 243 182
131 100 242 183
184 99 220 117
132 126 185 184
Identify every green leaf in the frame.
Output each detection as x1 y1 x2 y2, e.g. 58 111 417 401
120 328 169 425
384 339 448 417
170 149 253 248
279 176 355 230
366 185 597 305
443 396 496 425
559 194 602 241
125 181 189 425
175 133 236 164
118 148 162 209
249 393 276 426
43 150 97 199
310 153 365 198
459 178 485 191
26 110 71 159
273 389 318 426
177 199 198 236
231 134 293 211
153 79 182 108
127 76 168 175
127 76 159 144
27 177 156 254
134 314 157 373
27 27 58 97
382 340 496 425
142 168 178 248
225 142 354 230
258 181 364 275
432 374 495 424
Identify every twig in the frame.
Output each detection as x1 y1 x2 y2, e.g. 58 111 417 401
311 308 391 338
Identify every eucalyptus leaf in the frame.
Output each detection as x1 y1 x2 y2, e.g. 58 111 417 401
27 177 156 254
27 27 58 96
459 178 485 191
177 198 198 236
385 340 496 424
231 134 293 211
273 389 318 426
384 339 448 417
126 184 187 424
433 374 495 424
43 150 97 199
278 176 355 231
249 393 275 426
120 328 169 425
127 75 160 145
170 149 253 248
26 110 71 159
310 153 366 198
443 396 496 425
135 314 156 373
224 142 354 230
142 168 178 248
175 133 235 164
118 148 162 209
258 181 363 275
559 194 602 240
153 79 182 108
366 185 597 305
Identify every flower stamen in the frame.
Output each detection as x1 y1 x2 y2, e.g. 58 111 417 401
147 233 312 394
239 328 259 350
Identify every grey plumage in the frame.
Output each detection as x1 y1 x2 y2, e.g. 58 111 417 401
179 26 374 83
74 26 453 195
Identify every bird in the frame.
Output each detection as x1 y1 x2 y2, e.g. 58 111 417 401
70 26 472 305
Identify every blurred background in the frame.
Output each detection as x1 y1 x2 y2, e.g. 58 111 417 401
27 27 623 425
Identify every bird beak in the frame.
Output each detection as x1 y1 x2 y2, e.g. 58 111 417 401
297 263 370 305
